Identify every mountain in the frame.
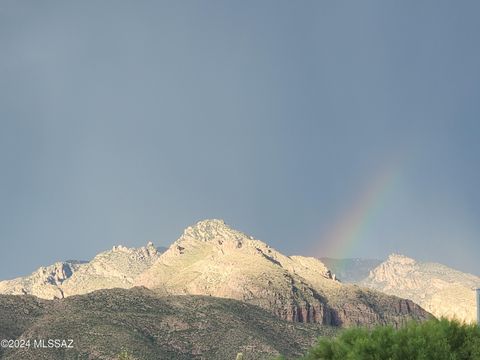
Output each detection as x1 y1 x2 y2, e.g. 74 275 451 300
135 219 430 327
319 258 382 283
0 288 335 360
0 220 431 328
0 243 161 299
362 254 480 323
0 261 86 299
61 242 161 297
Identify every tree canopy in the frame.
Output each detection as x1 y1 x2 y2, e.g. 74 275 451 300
303 319 480 360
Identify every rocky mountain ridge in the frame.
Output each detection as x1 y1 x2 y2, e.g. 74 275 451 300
0 242 161 299
362 254 480 323
0 220 431 328
0 261 85 299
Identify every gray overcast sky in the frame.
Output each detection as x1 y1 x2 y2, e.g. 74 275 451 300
1 1 479 279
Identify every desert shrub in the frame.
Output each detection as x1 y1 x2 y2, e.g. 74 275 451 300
303 318 480 360
117 348 135 360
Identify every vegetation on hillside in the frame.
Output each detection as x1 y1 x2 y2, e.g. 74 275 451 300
302 318 480 360
0 288 334 360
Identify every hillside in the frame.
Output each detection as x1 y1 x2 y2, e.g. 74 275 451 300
362 254 480 323
0 288 334 360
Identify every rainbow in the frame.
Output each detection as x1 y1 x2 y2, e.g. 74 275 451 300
318 163 402 259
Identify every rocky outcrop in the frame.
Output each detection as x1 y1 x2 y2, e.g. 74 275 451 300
0 261 85 299
61 241 161 297
362 254 480 323
135 220 430 327
0 242 161 299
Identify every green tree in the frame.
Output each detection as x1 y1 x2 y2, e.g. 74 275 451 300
303 318 480 360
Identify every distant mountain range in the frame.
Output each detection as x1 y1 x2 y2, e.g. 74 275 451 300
0 219 429 329
319 258 382 283
313 254 480 324
361 254 480 323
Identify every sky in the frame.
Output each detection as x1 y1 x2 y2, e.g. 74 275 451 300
1 1 479 279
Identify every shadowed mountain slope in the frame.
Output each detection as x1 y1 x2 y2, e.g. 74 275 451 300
0 288 335 360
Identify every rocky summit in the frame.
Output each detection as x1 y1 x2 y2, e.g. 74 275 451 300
362 254 480 323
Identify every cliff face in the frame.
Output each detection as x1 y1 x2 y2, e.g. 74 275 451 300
362 254 480 323
135 220 430 327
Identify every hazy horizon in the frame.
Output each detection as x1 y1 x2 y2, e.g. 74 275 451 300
1 1 480 279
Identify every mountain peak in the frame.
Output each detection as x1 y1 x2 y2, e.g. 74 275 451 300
386 254 416 266
110 242 159 258
179 219 253 243
136 221 429 327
